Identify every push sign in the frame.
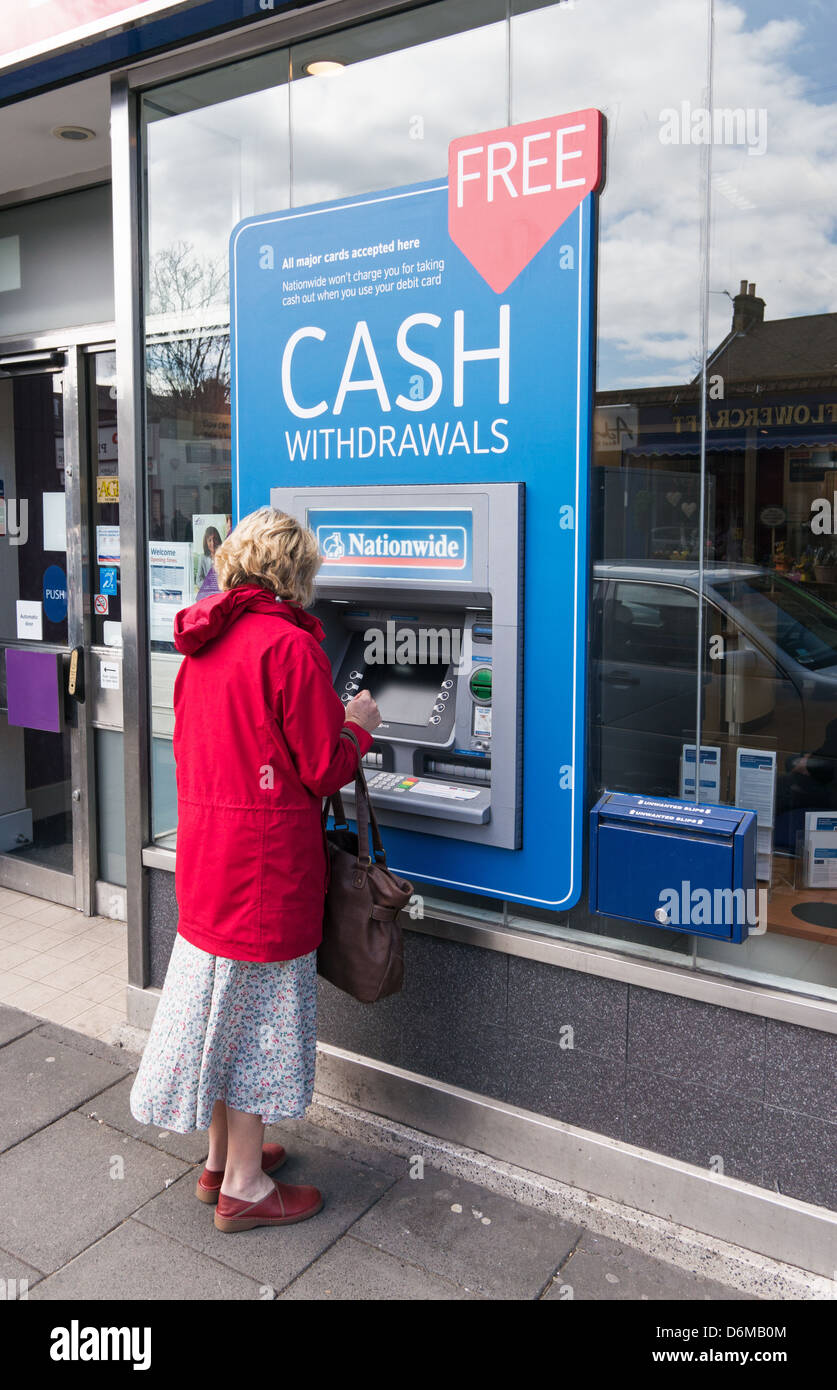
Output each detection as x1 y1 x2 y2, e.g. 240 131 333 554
231 110 603 910
43 565 67 623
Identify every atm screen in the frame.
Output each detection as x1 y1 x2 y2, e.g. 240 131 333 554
362 660 449 725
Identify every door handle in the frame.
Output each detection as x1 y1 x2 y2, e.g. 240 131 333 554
65 647 85 703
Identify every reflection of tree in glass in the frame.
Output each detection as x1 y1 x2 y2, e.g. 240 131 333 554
147 241 229 407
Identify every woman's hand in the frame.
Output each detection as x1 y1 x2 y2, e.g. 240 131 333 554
344 690 381 733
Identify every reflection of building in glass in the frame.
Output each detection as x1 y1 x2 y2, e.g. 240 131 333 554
594 282 837 946
597 282 837 588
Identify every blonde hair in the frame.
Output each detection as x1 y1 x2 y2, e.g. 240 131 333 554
214 507 321 607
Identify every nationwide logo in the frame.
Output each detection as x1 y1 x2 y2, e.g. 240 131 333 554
317 524 467 569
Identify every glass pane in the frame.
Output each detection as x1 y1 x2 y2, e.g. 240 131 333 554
290 1 507 205
144 49 291 318
514 0 710 955
0 371 73 874
696 0 837 985
95 727 126 886
90 351 121 646
0 374 67 645
512 0 707 391
595 580 698 797
141 2 508 847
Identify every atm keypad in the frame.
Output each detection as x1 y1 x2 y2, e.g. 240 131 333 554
368 773 415 791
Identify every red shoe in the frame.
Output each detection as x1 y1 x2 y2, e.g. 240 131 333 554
214 1180 323 1232
195 1143 287 1204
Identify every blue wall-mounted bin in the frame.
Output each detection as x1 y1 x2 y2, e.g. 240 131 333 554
589 792 758 943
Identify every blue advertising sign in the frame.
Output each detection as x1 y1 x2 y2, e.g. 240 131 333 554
230 111 603 910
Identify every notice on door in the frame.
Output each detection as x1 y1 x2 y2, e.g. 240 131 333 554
16 599 43 640
99 659 120 691
43 493 67 552
96 524 120 566
96 476 120 504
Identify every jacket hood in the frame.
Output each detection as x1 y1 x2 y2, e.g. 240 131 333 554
173 585 324 655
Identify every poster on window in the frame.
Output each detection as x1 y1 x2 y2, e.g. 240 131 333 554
149 540 192 642
191 514 229 594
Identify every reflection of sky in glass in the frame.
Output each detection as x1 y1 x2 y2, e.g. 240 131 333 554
289 20 505 208
515 0 837 389
145 85 290 306
709 0 837 367
144 0 837 391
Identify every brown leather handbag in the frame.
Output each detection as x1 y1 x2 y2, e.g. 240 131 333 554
319 752 413 1003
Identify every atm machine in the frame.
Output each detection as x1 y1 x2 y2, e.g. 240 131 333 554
271 482 523 849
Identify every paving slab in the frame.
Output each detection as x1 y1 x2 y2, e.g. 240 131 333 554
0 1004 40 1048
32 1218 267 1301
545 1231 753 1301
133 1135 397 1295
277 1115 407 1179
0 1244 45 1293
0 1111 189 1274
75 1075 210 1164
350 1166 582 1299
34 1019 137 1068
281 1232 483 1300
0 1030 128 1153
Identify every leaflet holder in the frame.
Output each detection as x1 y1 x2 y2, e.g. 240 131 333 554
589 791 758 943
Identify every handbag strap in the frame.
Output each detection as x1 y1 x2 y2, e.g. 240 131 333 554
326 788 348 828
352 759 386 867
323 724 366 835
325 724 363 827
324 723 387 867
340 723 363 758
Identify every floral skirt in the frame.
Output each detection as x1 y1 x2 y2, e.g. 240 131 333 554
129 932 318 1133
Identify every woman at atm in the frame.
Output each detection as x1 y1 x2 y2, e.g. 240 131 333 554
130 506 381 1233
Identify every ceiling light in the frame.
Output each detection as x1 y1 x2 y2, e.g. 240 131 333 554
302 60 346 77
52 125 96 142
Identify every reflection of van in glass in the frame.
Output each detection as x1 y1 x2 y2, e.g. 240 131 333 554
592 563 837 846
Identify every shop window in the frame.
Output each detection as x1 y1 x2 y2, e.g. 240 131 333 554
138 0 837 1000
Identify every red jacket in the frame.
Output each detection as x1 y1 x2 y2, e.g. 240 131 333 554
171 585 373 962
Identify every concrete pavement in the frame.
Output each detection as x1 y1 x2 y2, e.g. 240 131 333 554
0 1000 762 1301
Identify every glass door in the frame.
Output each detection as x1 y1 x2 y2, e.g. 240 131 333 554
0 354 92 908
